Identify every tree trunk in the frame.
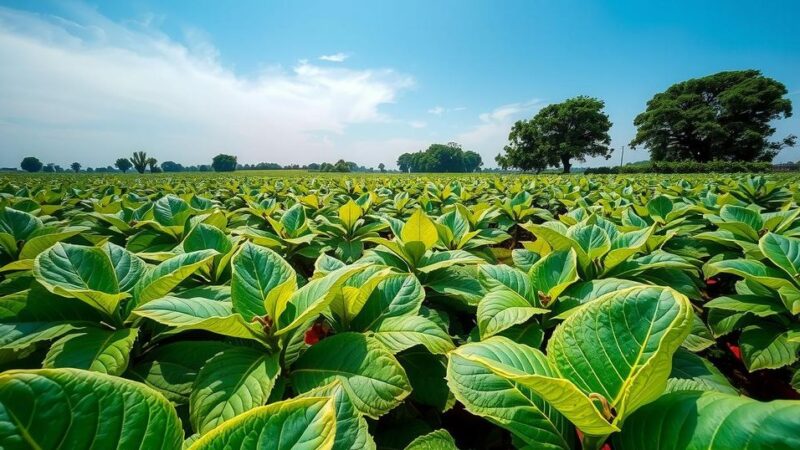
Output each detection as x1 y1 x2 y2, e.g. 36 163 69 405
561 155 572 173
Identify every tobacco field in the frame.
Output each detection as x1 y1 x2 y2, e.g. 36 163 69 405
0 172 799 450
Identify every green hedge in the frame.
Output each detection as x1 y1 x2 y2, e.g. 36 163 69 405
585 160 773 174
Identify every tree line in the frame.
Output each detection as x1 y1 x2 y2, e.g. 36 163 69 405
496 69 795 173
397 143 483 173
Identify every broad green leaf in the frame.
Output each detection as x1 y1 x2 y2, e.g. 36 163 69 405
704 259 795 291
739 324 800 371
479 264 532 300
612 391 800 450
477 289 548 339
370 315 455 354
339 200 363 230
299 380 376 450
646 195 673 223
292 333 411 419
760 232 800 280
446 338 576 450
154 194 193 227
280 203 306 236
547 286 693 426
568 224 610 265
231 242 296 321
603 226 653 272
276 265 363 334
183 223 232 254
405 430 459 450
128 341 230 403
33 243 127 316
133 297 265 342
133 250 218 306
0 207 42 241
18 227 85 260
416 249 483 273
190 347 280 434
529 249 579 302
351 274 424 331
397 348 452 411
44 328 138 375
667 349 737 394
0 368 182 449
705 294 785 317
188 397 335 450
401 209 438 250
554 278 642 319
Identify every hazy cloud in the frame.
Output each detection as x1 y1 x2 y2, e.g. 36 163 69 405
318 52 349 62
0 7 411 166
456 99 542 167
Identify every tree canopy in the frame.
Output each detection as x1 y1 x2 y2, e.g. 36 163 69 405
212 154 237 172
496 96 612 173
20 156 43 173
115 158 132 173
397 142 482 173
631 70 795 162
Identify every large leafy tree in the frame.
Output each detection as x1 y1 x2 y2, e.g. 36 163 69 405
211 153 237 172
115 158 132 173
497 96 612 173
396 142 477 173
130 151 149 174
20 156 43 172
631 70 795 162
70 162 81 173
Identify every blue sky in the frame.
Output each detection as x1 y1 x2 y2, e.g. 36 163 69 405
1 0 798 169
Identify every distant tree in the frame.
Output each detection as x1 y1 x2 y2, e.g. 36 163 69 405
198 164 212 172
115 158 133 173
320 162 334 172
334 159 351 173
378 163 386 172
212 154 237 172
86 167 94 173
631 70 795 162
54 165 64 173
146 157 158 173
307 163 320 171
397 153 412 172
497 96 612 173
43 163 55 173
70 162 81 173
20 156 43 173
160 161 183 172
130 151 149 174
463 151 483 172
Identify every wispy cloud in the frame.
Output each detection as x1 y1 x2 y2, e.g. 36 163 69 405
427 105 466 115
408 120 427 129
318 52 349 63
0 7 412 166
456 99 542 166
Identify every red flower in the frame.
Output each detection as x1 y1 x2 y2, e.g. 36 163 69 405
304 322 331 345
727 342 742 361
706 277 718 286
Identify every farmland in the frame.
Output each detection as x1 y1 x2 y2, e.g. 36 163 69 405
1 171 799 450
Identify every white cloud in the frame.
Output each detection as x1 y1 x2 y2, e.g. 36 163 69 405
408 120 427 129
318 52 349 63
427 105 466 116
456 99 542 167
0 7 412 166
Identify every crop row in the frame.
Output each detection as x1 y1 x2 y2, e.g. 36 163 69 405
0 173 798 449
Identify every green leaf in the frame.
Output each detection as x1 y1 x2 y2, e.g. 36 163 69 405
646 195 672 223
292 333 411 419
739 324 800 371
18 227 85 260
667 349 737 394
0 368 182 449
280 203 307 236
704 259 794 291
128 341 230 404
44 328 138 375
133 297 265 342
397 348 452 411
33 242 127 316
187 397 335 450
299 380 376 450
231 242 296 321
370 315 455 354
154 194 193 227
339 200 363 230
612 391 800 450
190 347 280 434
183 223 232 254
405 430 459 450
479 264 532 299
133 250 218 306
529 249 579 301
568 224 610 266
401 209 439 250
446 338 576 450
276 265 362 335
102 242 147 293
0 207 42 241
760 232 800 281
477 289 548 339
351 274 425 331
547 285 693 426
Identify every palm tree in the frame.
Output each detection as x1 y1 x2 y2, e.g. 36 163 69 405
146 157 158 172
130 151 149 174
